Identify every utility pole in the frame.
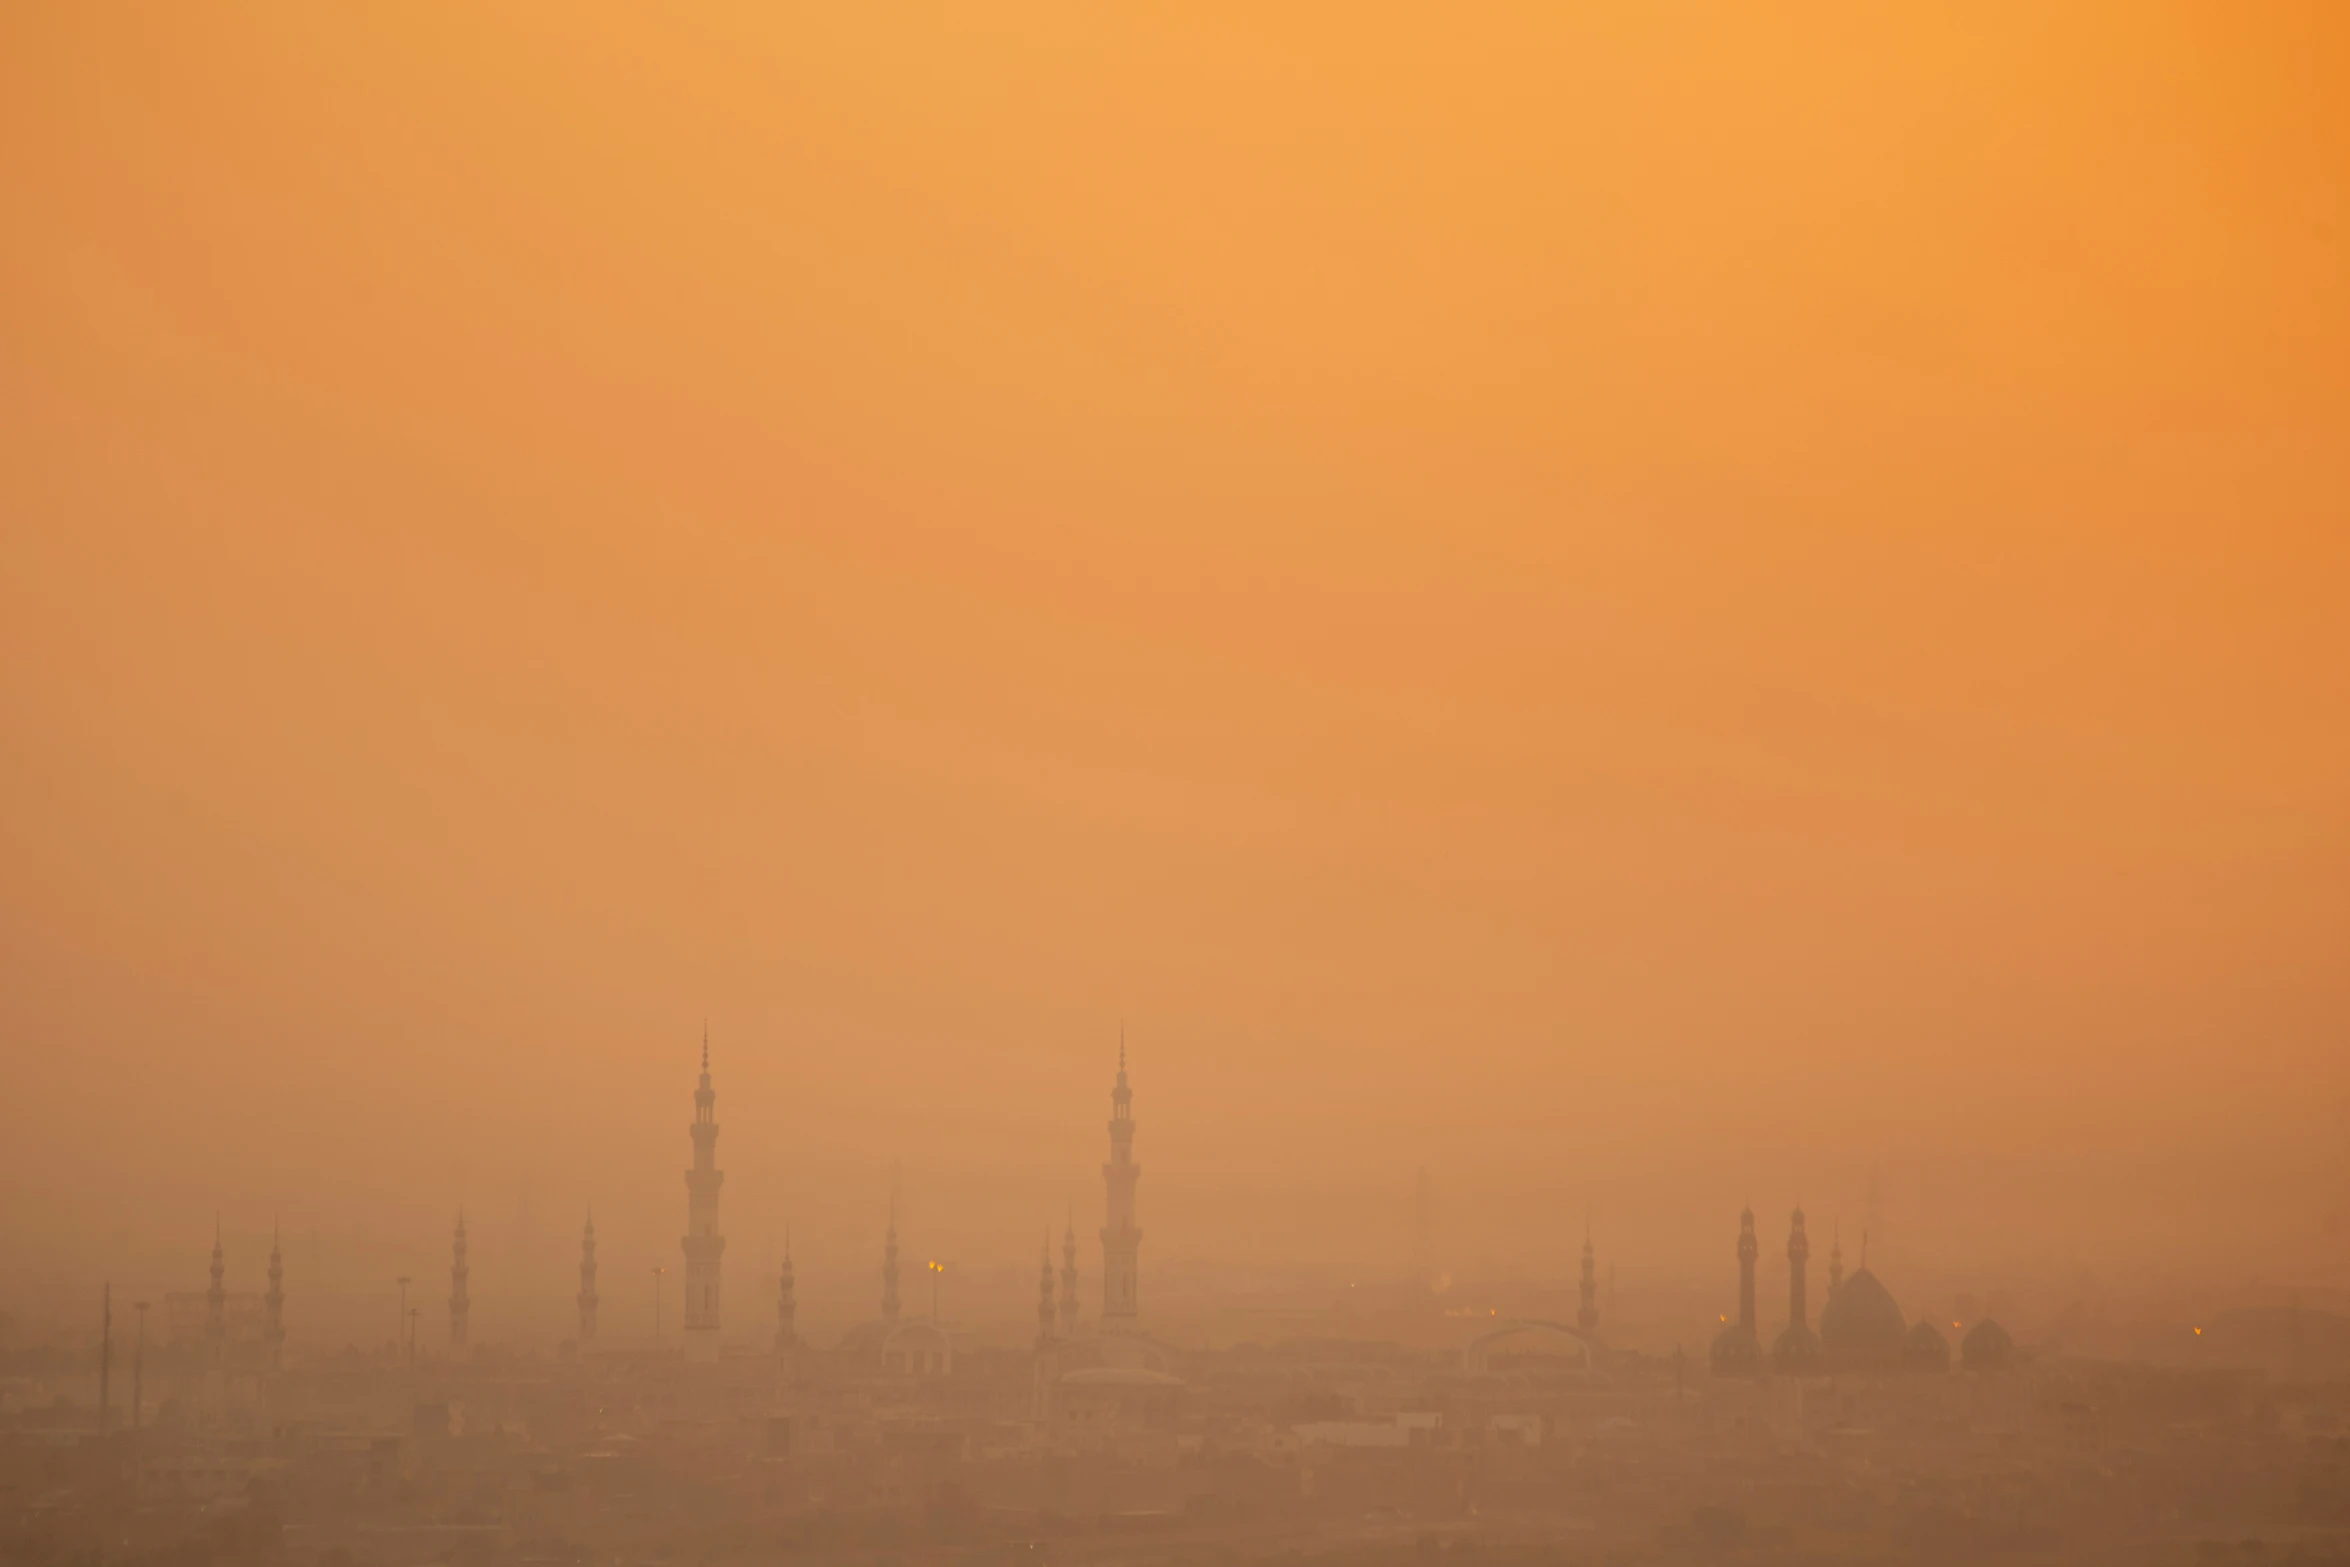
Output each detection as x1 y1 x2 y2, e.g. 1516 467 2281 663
98 1283 112 1432
132 1302 149 1433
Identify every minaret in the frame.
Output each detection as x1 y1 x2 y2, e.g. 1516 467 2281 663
1736 1206 1758 1338
776 1232 797 1353
265 1223 286 1368
206 1221 227 1367
1827 1222 1844 1301
682 1032 726 1363
881 1188 901 1322
1036 1235 1057 1349
1786 1208 1810 1333
1057 1210 1078 1337
448 1213 470 1355
577 1213 600 1343
1577 1215 1599 1339
1412 1166 1436 1292
1100 1039 1142 1324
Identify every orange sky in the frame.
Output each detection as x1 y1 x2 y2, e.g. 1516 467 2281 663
2 4 2346 1330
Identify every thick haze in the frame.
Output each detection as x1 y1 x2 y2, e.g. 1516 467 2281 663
3 5 2347 1338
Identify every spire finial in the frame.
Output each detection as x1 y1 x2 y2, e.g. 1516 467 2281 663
701 1022 709 1073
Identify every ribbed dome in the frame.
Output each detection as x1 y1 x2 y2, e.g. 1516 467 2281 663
1902 1319 1951 1371
1819 1268 1907 1354
1709 1323 1762 1378
1961 1318 2013 1372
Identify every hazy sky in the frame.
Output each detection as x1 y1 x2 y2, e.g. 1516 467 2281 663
3 4 2346 1332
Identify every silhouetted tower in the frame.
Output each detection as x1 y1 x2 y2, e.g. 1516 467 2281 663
449 1213 470 1355
206 1221 227 1367
1736 1206 1758 1338
682 1032 727 1363
1036 1236 1057 1349
776 1232 797 1352
1827 1221 1844 1301
1058 1210 1079 1336
265 1224 285 1368
577 1213 600 1343
1101 1039 1142 1323
881 1189 902 1322
1412 1166 1436 1291
99 1284 112 1429
1578 1216 1600 1338
1786 1208 1810 1333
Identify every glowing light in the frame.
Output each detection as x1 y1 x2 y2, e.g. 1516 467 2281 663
2193 1326 2202 1335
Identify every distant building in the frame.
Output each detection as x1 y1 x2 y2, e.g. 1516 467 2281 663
681 1033 725 1363
1101 1041 1141 1324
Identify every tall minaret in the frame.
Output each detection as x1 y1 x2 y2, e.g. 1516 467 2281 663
1100 1040 1142 1324
1736 1206 1758 1339
1827 1221 1844 1301
682 1033 726 1363
1057 1210 1078 1337
1786 1208 1810 1333
577 1213 600 1344
776 1232 797 1353
881 1189 901 1322
265 1223 286 1368
206 1221 227 1366
1036 1235 1057 1349
1577 1215 1599 1338
449 1213 470 1355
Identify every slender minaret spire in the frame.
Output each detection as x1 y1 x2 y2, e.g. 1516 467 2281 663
99 1283 112 1430
577 1211 600 1343
1058 1208 1078 1336
1100 1036 1142 1323
1736 1206 1758 1338
1827 1221 1844 1300
776 1230 797 1353
1786 1208 1810 1333
449 1212 470 1355
1577 1213 1599 1339
265 1222 286 1368
682 1031 726 1363
881 1183 901 1322
1412 1166 1436 1292
206 1220 227 1366
1037 1233 1057 1349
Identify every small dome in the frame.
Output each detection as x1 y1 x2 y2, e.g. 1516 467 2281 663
1709 1324 1762 1378
1819 1268 1907 1354
1772 1322 1822 1374
1961 1318 2013 1372
1902 1319 1951 1371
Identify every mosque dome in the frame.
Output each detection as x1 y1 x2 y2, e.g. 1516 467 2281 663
1961 1318 2013 1372
1771 1322 1822 1374
1709 1324 1762 1378
1902 1319 1951 1372
1818 1268 1907 1355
